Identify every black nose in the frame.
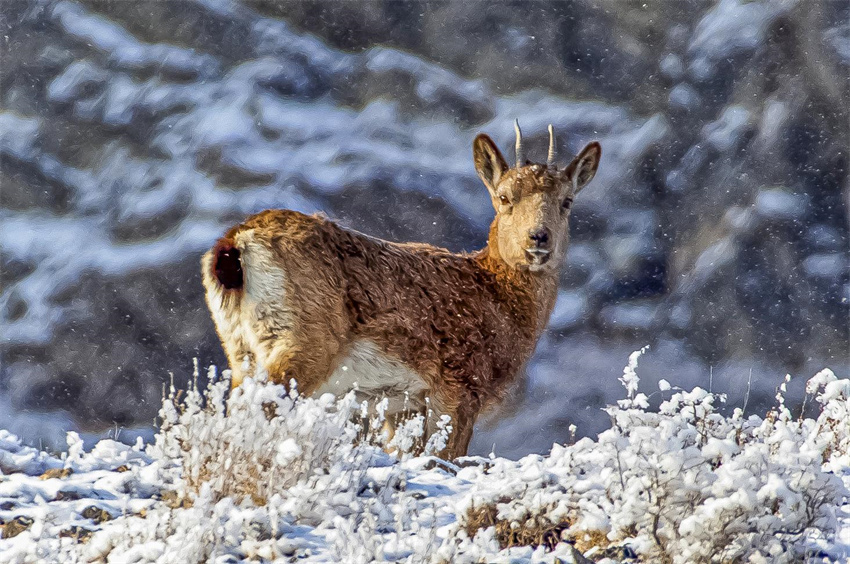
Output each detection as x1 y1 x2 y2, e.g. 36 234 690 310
529 228 550 248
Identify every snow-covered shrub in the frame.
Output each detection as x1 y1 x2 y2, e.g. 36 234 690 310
460 350 849 564
150 363 451 507
806 368 850 472
150 365 362 505
1 353 846 563
463 498 573 551
362 396 452 460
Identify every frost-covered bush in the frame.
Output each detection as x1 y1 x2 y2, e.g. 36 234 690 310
806 369 850 473
459 350 849 564
150 363 452 507
150 365 362 505
1 353 846 563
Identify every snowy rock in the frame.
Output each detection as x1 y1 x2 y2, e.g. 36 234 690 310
549 291 590 332
702 105 752 152
1 0 847 454
754 189 808 221
803 253 848 280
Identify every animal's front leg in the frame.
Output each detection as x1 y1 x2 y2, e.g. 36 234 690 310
380 406 429 455
442 407 475 460
427 395 477 460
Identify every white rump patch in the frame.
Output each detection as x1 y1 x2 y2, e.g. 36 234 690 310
235 229 286 306
233 229 295 373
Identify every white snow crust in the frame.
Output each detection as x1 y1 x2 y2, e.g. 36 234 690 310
1 353 847 563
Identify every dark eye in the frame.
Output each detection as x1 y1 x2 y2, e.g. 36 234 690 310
499 195 510 206
562 198 573 211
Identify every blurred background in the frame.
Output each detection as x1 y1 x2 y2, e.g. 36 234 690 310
1 0 847 457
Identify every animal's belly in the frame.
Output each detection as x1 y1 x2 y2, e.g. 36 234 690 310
315 340 429 414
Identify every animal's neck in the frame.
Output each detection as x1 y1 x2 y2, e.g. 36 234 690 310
477 221 560 337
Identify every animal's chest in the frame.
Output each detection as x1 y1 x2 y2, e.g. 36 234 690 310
315 340 429 414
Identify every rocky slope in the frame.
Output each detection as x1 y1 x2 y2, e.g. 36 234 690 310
0 0 847 452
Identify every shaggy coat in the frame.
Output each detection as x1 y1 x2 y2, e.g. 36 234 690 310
202 131 601 458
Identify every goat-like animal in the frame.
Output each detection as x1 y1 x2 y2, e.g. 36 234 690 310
202 123 600 458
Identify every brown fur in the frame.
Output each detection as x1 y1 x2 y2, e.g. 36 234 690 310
201 130 601 458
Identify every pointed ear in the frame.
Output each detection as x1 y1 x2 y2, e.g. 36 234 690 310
473 134 509 197
563 141 601 194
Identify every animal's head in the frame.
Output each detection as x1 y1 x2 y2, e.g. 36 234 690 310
474 122 600 272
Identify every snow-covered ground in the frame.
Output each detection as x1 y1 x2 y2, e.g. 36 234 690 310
1 352 847 563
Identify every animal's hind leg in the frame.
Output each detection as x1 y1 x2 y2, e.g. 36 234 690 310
220 335 252 389
264 324 343 396
262 253 348 396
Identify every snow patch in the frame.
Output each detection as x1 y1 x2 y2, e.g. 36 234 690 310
1 353 846 563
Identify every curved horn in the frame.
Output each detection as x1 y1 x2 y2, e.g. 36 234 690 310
547 124 556 167
514 119 524 168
